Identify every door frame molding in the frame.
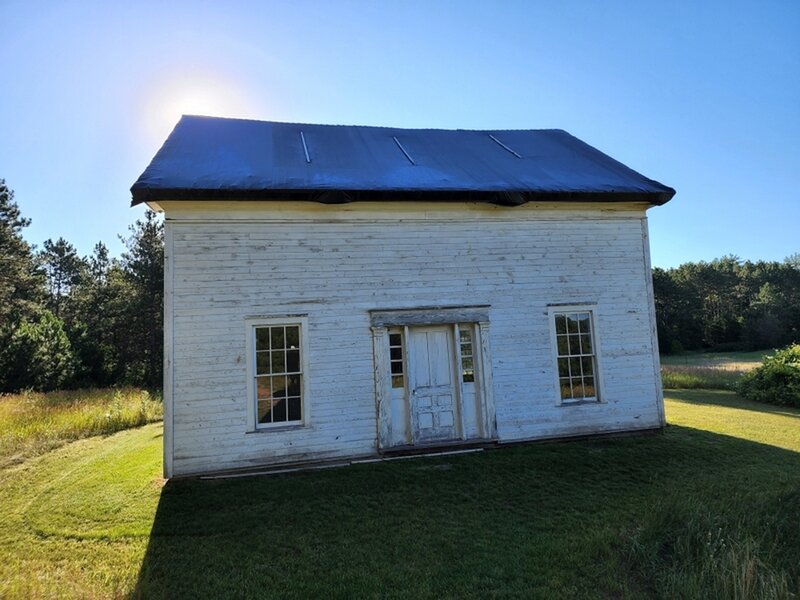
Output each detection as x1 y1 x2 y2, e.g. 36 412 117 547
369 305 490 328
370 305 496 451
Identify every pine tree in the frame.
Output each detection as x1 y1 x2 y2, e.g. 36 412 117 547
119 210 164 387
68 243 128 386
0 180 68 391
40 237 85 318
0 179 44 327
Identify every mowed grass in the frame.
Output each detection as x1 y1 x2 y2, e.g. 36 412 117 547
0 388 162 468
1 391 798 598
666 389 800 451
661 349 771 390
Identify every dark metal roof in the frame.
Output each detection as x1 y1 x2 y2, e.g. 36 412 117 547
130 116 675 207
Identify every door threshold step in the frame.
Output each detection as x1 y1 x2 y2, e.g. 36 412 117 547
380 439 498 457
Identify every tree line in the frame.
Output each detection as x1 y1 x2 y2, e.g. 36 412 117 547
0 179 163 391
653 255 800 354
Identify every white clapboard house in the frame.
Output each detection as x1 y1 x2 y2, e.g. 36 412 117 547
131 116 675 478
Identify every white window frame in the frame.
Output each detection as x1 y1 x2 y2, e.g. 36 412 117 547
388 327 406 390
547 305 604 406
457 323 476 383
245 315 310 431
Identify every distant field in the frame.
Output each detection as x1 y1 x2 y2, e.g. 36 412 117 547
661 350 771 390
0 390 798 599
661 350 770 368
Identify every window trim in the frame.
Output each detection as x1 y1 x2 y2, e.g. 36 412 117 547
547 304 604 406
245 315 310 432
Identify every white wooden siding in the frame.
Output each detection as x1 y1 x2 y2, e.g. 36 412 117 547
162 201 662 476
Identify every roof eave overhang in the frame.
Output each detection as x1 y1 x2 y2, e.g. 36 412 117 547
130 187 676 208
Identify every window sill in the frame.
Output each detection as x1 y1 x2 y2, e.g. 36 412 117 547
559 399 602 407
247 423 307 434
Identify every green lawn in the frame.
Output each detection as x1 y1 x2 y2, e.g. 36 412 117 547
1 392 798 598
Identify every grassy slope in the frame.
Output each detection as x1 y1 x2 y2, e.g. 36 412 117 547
0 388 162 468
0 425 163 597
0 392 798 599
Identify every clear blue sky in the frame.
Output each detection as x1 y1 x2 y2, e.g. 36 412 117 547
2 0 798 267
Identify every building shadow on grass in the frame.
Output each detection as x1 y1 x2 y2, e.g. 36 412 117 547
130 427 800 599
665 388 800 418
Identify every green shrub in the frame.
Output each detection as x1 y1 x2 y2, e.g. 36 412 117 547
737 344 800 407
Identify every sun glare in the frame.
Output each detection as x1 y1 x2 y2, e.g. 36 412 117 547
143 75 257 143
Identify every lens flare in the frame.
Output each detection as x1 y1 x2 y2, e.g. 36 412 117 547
143 74 258 143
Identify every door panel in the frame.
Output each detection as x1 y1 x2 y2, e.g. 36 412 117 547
409 327 458 442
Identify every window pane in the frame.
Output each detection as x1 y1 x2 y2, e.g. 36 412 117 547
460 343 472 357
463 371 474 383
258 398 273 423
577 313 591 333
567 314 580 333
557 335 569 356
287 397 302 421
285 326 299 348
272 397 287 422
286 349 300 373
582 356 595 377
287 375 301 398
391 361 403 374
555 314 567 334
389 333 401 346
559 378 573 399
568 334 581 355
570 357 583 378
584 377 596 397
271 351 286 374
271 327 285 351
462 356 473 371
256 328 271 351
257 376 275 423
459 328 472 343
558 357 570 377
391 374 404 388
272 375 288 398
256 352 271 375
573 381 585 398
256 376 272 400
580 334 593 355
390 347 402 361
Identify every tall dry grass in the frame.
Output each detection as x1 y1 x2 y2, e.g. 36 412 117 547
627 490 799 599
661 353 765 390
0 388 162 467
661 365 746 390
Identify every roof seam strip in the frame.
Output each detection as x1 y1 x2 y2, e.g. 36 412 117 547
299 131 311 163
488 134 522 159
392 136 416 166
